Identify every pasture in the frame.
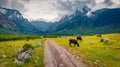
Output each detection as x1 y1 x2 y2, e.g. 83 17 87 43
0 34 120 67
52 34 120 67
0 35 44 67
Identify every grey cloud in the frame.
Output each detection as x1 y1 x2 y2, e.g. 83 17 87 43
53 0 120 12
0 0 28 14
54 0 90 11
103 0 114 6
23 0 30 2
10 0 28 13
56 0 73 12
1 0 120 22
0 0 9 7
52 0 92 16
21 0 30 3
52 0 120 20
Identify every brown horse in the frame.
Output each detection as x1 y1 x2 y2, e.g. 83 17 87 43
96 34 102 38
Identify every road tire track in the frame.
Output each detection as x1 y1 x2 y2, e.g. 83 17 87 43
44 39 88 67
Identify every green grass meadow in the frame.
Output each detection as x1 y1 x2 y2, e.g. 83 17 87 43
0 34 120 67
52 34 120 67
0 35 44 67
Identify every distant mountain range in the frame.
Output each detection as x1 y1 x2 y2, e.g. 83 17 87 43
53 8 120 35
0 7 120 35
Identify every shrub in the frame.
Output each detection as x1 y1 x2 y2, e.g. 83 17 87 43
23 44 34 51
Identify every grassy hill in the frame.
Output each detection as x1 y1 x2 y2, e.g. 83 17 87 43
0 28 18 34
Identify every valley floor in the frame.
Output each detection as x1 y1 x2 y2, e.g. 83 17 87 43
0 33 120 67
52 33 120 67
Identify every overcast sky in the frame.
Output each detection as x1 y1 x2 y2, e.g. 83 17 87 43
0 0 120 22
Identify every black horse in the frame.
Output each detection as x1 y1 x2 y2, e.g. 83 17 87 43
69 39 79 47
77 36 82 41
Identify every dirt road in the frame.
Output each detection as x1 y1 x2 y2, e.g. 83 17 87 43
44 39 88 67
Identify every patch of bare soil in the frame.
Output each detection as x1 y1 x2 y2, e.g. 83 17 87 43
44 39 88 67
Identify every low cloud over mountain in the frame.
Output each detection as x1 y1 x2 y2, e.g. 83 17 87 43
0 0 120 22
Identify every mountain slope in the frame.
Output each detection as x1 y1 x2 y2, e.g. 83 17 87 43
92 8 120 27
92 8 120 34
51 8 120 35
31 21 56 33
0 7 40 34
0 28 18 34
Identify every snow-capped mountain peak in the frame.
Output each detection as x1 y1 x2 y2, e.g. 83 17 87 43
0 8 7 14
86 11 94 17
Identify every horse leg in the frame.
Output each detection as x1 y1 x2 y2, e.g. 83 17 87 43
74 43 76 47
77 43 79 47
69 42 72 47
